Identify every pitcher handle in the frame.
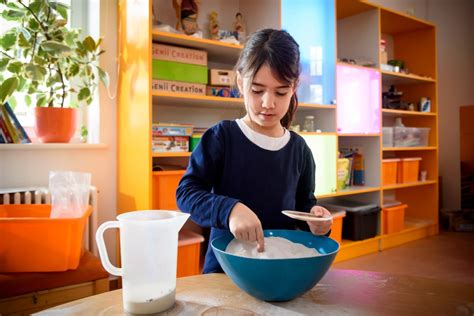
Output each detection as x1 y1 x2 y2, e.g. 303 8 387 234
96 221 122 276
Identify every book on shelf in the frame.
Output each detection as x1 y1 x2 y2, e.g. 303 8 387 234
3 102 31 143
152 43 207 66
0 109 13 143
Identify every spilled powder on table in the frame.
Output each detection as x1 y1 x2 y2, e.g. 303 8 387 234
225 236 321 259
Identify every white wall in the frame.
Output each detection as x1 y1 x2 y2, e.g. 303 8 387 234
371 0 474 210
0 0 118 264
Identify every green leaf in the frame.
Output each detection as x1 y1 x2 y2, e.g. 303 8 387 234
0 32 17 50
36 95 47 107
78 87 90 101
25 64 46 81
0 77 19 103
2 9 24 21
18 32 30 48
49 2 70 19
53 19 67 28
97 66 109 87
0 58 9 71
28 19 40 31
68 63 79 76
97 50 106 56
29 1 44 15
7 61 22 74
17 77 27 91
33 55 46 66
83 36 96 52
25 94 32 107
7 96 17 109
41 40 71 54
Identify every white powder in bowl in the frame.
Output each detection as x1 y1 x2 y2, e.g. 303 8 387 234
225 236 321 259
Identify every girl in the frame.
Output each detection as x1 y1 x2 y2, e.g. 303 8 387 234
177 29 332 273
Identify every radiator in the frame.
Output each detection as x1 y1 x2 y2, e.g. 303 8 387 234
0 186 99 256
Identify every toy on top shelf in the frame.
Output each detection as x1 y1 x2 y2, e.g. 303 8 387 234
234 12 246 43
209 11 219 40
173 0 199 35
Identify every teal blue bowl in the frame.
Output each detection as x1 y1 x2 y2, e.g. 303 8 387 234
211 230 339 302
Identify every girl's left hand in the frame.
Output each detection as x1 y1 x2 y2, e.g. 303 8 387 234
307 206 332 235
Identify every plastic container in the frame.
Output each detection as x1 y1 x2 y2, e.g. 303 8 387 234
152 170 186 209
323 201 380 241
382 127 393 148
177 230 205 277
383 201 407 234
96 210 189 314
303 115 315 132
398 157 421 183
328 210 346 244
393 127 430 147
0 204 91 272
382 158 400 186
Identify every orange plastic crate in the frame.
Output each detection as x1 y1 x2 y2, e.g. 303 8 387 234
382 158 400 186
383 203 407 234
329 211 346 244
153 170 186 209
177 229 204 277
0 204 91 272
398 157 421 183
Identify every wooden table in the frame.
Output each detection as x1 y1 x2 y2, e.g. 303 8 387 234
35 269 474 315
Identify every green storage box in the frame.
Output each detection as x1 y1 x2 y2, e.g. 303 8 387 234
152 59 208 84
190 134 202 151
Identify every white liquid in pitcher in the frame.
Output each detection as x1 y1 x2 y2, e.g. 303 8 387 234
123 284 176 314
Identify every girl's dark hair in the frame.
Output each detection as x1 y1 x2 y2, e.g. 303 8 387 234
235 29 301 129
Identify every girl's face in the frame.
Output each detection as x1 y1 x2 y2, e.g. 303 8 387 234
237 63 294 137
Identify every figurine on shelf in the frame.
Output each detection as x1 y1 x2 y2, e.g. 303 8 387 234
209 11 219 40
172 0 199 35
234 12 246 42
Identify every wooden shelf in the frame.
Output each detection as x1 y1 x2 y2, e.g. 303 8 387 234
152 30 242 64
318 186 380 199
299 103 336 110
338 133 380 137
337 0 378 19
383 146 436 151
382 180 437 190
152 92 244 109
152 152 191 158
337 62 378 72
299 132 337 136
381 218 436 250
380 7 434 35
152 170 186 176
334 236 381 262
381 70 435 85
382 109 436 117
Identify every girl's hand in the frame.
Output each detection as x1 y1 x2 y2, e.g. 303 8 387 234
229 202 265 252
307 206 332 235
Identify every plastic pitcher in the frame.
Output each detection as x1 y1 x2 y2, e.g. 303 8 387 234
96 210 189 314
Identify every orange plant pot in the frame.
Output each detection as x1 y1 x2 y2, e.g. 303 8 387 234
34 107 77 143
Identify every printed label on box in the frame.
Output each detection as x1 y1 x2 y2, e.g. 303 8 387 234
152 136 189 152
152 80 205 95
209 69 236 86
152 43 207 66
152 123 193 136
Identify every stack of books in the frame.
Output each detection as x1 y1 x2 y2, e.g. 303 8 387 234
0 102 31 144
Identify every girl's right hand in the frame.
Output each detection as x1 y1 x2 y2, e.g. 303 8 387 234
228 202 265 252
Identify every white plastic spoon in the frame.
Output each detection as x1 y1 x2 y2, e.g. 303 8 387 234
282 210 333 222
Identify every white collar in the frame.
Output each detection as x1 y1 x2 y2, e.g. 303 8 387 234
236 118 291 151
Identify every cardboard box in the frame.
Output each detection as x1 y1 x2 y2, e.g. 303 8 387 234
209 69 235 86
152 43 207 66
152 123 193 136
152 80 206 95
152 136 189 152
152 59 208 84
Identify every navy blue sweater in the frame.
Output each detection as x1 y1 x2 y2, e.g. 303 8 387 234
176 120 317 273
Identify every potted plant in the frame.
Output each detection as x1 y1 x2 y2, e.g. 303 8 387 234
0 0 108 143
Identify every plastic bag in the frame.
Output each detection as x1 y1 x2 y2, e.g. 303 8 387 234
49 171 91 218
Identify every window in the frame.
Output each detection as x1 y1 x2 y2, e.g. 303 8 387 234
0 0 101 143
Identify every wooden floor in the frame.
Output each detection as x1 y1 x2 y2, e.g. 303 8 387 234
333 231 474 284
